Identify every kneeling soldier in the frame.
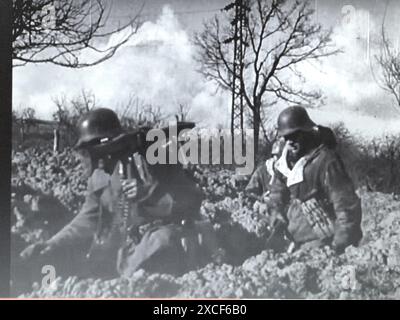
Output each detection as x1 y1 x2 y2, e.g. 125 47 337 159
266 106 362 254
20 108 219 278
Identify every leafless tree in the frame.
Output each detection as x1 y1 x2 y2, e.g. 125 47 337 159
115 94 167 129
194 0 338 152
176 103 192 122
53 90 97 124
20 106 37 131
12 0 142 68
20 106 36 121
52 89 98 144
70 89 97 114
376 6 400 110
13 106 37 141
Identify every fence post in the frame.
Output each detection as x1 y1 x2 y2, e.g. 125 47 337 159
20 126 25 144
53 128 60 153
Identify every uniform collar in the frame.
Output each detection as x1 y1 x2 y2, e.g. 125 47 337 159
275 143 325 187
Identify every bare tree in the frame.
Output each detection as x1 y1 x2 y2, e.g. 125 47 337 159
52 89 98 144
13 106 37 141
20 106 36 131
53 90 97 124
70 89 97 114
176 103 192 122
194 0 338 152
376 7 400 110
115 94 167 129
20 106 36 121
12 0 142 68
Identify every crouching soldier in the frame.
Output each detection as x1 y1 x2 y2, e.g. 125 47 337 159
265 106 362 254
20 108 219 279
246 125 336 200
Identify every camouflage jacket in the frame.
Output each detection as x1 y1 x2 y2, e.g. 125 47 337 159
47 155 204 248
268 144 362 251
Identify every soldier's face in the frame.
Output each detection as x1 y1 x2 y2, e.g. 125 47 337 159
76 148 117 176
93 153 118 175
284 131 309 160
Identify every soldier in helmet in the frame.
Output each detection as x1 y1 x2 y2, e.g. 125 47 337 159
246 113 338 199
265 106 362 254
20 108 219 280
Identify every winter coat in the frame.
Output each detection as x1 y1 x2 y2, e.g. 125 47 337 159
45 155 211 275
268 144 362 251
245 162 273 196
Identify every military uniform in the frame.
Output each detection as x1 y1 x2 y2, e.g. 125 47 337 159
245 162 273 196
245 138 285 197
19 108 220 282
46 155 218 277
246 126 337 198
268 143 363 252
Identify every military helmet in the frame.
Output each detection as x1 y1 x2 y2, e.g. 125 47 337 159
74 108 123 149
277 106 316 137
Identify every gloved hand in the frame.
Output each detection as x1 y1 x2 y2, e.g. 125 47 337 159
20 241 55 261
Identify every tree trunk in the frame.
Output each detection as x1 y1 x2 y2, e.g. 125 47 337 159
253 104 261 161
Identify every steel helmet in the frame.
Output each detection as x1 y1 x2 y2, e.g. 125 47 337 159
74 108 123 149
277 106 317 137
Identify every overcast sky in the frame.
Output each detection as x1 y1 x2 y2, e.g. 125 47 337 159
13 0 400 138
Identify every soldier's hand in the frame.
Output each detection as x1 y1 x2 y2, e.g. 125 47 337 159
20 241 54 261
121 179 138 200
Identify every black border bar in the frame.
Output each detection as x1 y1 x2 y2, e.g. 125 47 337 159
0 0 12 298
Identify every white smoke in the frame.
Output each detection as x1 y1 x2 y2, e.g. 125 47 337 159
13 6 230 128
286 8 400 138
13 5 400 137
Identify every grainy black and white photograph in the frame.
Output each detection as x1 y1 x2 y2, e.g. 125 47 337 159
8 0 400 300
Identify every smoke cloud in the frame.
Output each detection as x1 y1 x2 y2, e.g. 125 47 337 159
13 4 400 138
13 6 230 128
282 7 400 138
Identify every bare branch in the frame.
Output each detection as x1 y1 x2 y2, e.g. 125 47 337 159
194 0 338 152
12 0 143 68
195 0 337 111
375 3 400 109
